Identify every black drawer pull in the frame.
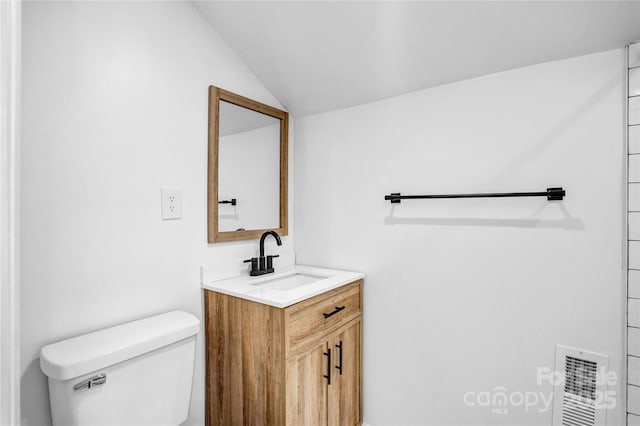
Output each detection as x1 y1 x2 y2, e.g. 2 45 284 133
323 348 332 385
335 341 343 375
323 306 346 319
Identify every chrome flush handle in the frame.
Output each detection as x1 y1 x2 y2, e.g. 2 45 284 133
73 374 107 392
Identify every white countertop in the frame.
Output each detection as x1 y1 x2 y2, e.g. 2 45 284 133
201 265 364 308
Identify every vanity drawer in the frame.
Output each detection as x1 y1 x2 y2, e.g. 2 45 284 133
285 280 362 354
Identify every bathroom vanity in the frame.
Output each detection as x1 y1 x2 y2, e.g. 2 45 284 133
203 266 363 425
204 87 362 424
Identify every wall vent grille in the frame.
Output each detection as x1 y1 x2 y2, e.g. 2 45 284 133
552 346 608 426
564 356 597 400
562 394 596 426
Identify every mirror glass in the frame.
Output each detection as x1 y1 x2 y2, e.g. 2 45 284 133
208 86 288 243
218 101 280 232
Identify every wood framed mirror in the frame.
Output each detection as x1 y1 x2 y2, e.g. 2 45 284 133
208 86 288 243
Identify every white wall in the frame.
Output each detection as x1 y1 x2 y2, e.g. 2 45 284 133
295 50 625 425
20 2 293 425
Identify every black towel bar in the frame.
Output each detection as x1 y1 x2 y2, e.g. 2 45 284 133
384 187 565 204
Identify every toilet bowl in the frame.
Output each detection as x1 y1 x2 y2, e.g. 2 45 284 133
40 311 199 426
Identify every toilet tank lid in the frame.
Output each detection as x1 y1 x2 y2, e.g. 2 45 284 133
40 310 199 380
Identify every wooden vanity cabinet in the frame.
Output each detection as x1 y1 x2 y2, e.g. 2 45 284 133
204 280 363 426
328 320 361 426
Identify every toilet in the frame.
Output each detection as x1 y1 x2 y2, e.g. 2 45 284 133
40 311 199 426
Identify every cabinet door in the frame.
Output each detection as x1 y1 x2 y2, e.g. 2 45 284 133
328 319 362 426
286 341 329 425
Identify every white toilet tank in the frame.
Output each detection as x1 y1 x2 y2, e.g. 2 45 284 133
40 311 199 426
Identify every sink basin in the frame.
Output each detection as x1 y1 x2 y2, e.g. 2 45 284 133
252 272 329 291
203 265 364 308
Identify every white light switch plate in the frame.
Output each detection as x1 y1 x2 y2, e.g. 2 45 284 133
161 188 182 220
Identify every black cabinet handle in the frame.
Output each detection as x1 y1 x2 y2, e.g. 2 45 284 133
323 306 346 319
218 198 236 205
335 341 343 375
323 348 332 385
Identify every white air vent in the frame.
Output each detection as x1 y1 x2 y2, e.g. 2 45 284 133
552 346 609 426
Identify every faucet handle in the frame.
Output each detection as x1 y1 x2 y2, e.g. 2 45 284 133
266 254 279 270
243 258 259 275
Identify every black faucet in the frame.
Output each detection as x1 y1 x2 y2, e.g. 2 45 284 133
244 230 282 276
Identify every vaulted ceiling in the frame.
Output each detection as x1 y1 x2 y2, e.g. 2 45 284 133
194 1 640 117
